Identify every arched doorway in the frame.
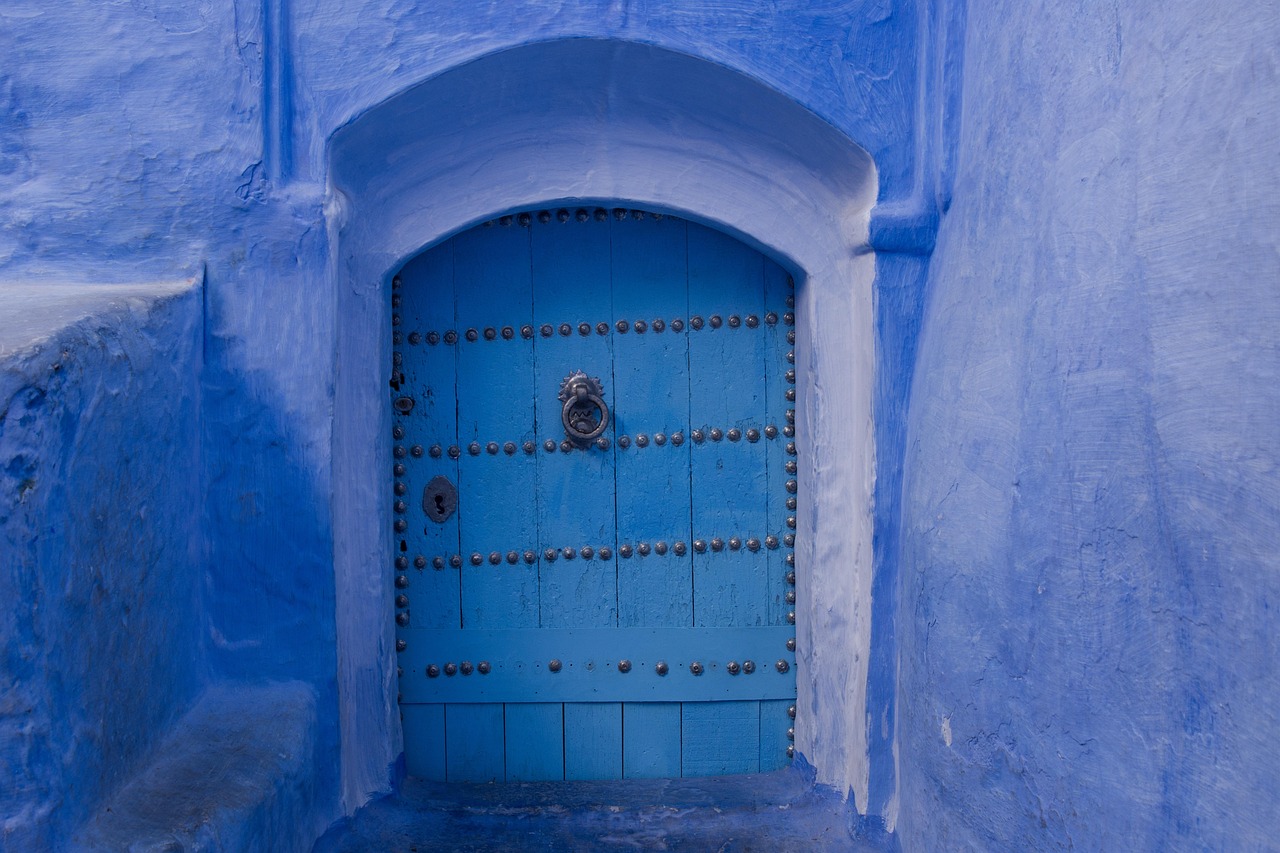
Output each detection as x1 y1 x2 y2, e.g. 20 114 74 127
329 38 877 807
391 206 798 780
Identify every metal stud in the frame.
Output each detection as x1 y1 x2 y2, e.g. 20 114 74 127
518 212 531 227
618 435 631 449
393 332 402 344
537 210 551 224
620 544 633 558
709 315 722 329
394 519 407 532
501 326 514 340
787 330 795 344
394 481 407 496
524 440 536 454
461 661 474 675
655 661 669 676
445 662 458 675
655 541 668 555
786 351 795 364
636 434 649 447
576 208 590 222
484 327 497 341
786 571 796 585
578 322 591 336
448 446 461 459
594 208 608 222
428 331 441 345
764 425 778 439
710 428 723 441
671 319 685 332
786 460 798 474
618 659 632 674
673 541 687 556
392 314 401 326
499 215 513 227
450 555 463 568
616 319 629 333
613 208 628 220
729 537 742 551
524 550 536 564
429 444 443 458
468 442 481 456
394 445 407 459
747 537 760 552
690 661 704 676
597 322 609 335
444 330 458 345
728 428 741 442
561 440 574 453
414 555 427 569
581 546 594 560
786 441 797 455
787 516 797 529
787 745 795 759
471 552 483 565
744 428 759 443
786 638 797 652
540 324 553 337
654 432 666 446
690 316 704 330
595 436 609 450
785 389 796 402
433 556 445 569
478 661 491 674
393 426 405 440
786 480 798 494
788 704 797 719
786 590 796 603
465 328 478 342
766 535 779 549
785 369 796 384
559 323 572 336
711 537 724 552
728 315 741 328
394 463 406 476
544 440 556 452
653 318 665 332
691 429 704 443
786 553 795 566
727 661 741 675
784 424 796 438
544 548 557 562
765 312 778 325
784 312 795 325
505 442 517 455
634 320 648 333
396 574 409 589
693 539 707 553
487 551 500 565
776 659 790 673
638 542 651 556
487 442 500 455
562 547 576 560
548 659 562 672
427 664 439 677
396 639 407 652
599 547 612 560
396 555 409 569
787 611 796 624
392 276 403 287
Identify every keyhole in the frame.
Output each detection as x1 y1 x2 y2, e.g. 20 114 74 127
434 494 446 516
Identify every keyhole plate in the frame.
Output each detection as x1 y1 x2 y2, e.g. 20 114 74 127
423 475 458 523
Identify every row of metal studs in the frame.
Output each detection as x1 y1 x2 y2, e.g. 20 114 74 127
394 533 798 570
483 207 674 227
417 657 792 679
391 424 795 461
391 313 795 346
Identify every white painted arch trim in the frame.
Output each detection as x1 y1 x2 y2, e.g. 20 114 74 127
328 38 876 811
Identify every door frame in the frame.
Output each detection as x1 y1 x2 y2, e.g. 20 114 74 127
328 38 878 811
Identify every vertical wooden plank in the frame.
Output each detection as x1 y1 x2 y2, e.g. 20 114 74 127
453 222 539 629
623 702 682 779
445 703 505 782
612 213 693 628
759 699 793 772
764 259 794 628
565 703 623 780
687 222 770 628
531 209 617 629
395 244 460 630
505 703 565 781
681 701 761 776
401 704 447 781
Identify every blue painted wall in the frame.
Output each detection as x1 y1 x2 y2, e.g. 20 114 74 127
897 1 1280 848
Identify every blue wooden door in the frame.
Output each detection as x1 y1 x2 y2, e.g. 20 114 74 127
391 207 797 781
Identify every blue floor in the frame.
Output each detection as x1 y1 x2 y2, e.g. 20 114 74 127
315 767 892 852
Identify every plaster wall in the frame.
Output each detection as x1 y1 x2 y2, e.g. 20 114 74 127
897 1 1280 848
0 282 204 851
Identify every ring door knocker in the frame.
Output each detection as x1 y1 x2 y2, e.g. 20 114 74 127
559 371 609 445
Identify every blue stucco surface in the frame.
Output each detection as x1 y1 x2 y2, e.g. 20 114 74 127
1 0 1277 849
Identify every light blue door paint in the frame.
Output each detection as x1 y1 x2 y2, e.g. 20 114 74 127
392 207 797 781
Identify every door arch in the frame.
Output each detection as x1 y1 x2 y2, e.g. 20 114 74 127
330 38 877 806
392 206 799 780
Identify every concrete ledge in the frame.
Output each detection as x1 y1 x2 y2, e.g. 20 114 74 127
72 682 320 853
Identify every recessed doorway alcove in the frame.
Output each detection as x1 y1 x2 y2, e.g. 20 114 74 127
328 38 878 811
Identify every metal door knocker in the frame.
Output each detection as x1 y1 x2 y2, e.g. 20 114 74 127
559 371 609 445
